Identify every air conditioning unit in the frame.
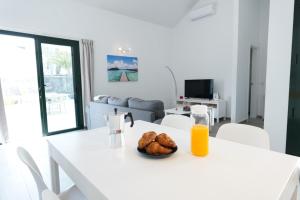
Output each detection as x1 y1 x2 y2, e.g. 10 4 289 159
189 3 217 21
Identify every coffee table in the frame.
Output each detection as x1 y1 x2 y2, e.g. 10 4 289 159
164 107 191 115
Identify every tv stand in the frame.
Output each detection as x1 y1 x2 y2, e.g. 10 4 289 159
177 98 226 123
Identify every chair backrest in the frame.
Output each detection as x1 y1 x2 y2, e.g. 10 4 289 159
216 123 270 149
17 147 48 200
161 114 195 132
42 190 61 200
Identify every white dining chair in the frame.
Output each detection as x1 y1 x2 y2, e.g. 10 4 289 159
17 147 87 200
161 114 195 132
42 190 61 200
216 123 270 149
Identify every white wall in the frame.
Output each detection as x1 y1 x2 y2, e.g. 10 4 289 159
255 0 270 118
231 0 239 122
171 0 237 117
0 0 174 108
232 0 269 122
264 0 295 152
171 0 294 153
233 0 260 122
248 0 269 119
171 0 269 121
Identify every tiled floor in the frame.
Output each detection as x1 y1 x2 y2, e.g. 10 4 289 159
5 100 76 141
242 117 264 128
0 117 266 200
210 117 264 137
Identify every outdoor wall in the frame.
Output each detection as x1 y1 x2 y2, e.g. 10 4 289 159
264 0 295 152
171 0 237 117
0 0 174 108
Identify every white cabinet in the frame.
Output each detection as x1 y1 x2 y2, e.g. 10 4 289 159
177 98 226 123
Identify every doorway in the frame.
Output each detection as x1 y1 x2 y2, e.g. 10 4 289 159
247 46 265 129
0 30 83 141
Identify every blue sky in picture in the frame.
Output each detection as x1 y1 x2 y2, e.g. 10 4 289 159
107 55 138 70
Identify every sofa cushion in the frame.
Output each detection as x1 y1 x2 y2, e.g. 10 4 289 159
94 95 109 104
108 97 129 107
128 98 165 119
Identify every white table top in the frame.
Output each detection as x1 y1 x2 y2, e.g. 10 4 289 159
47 121 300 200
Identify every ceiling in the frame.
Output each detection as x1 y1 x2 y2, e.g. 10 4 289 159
73 0 199 27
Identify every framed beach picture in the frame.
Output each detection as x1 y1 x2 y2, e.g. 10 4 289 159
107 55 138 82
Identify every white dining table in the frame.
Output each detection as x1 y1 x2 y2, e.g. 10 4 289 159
47 120 300 200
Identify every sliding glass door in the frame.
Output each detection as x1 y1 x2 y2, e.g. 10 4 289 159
36 38 83 135
0 34 42 140
0 30 83 138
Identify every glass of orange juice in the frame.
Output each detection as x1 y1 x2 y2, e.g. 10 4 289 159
190 105 209 157
191 125 209 156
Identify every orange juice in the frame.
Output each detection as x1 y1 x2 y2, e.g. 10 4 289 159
191 125 209 157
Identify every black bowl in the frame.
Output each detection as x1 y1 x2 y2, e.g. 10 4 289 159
137 146 178 158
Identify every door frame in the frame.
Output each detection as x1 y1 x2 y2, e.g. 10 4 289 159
0 29 84 136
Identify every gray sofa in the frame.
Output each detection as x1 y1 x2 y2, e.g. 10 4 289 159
87 96 165 129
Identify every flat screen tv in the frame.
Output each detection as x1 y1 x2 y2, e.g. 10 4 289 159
185 79 214 99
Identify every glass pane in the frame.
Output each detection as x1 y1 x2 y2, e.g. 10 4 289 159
0 34 42 141
41 43 76 132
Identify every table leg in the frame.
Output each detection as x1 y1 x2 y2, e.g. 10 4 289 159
291 186 298 200
50 156 60 194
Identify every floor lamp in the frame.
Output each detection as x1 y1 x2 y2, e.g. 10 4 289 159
165 66 178 110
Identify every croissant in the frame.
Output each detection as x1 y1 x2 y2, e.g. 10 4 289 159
145 142 173 155
138 131 157 149
156 133 177 148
